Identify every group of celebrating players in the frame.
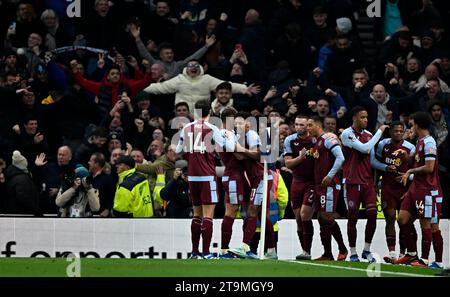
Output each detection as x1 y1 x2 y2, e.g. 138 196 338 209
176 96 444 269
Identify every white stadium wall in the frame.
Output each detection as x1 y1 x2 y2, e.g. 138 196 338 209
0 218 448 265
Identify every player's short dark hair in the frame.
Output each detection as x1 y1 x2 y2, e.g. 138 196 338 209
350 106 367 118
310 115 324 126
194 99 211 117
221 107 237 122
411 112 432 130
390 120 403 129
235 111 251 120
216 82 232 92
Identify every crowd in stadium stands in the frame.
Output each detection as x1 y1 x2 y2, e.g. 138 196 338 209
0 0 449 233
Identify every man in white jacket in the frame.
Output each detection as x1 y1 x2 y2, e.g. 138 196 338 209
143 61 260 112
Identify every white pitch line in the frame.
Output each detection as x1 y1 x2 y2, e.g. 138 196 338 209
283 260 435 277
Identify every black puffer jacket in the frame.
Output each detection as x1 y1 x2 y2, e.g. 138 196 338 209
160 178 192 218
4 165 40 215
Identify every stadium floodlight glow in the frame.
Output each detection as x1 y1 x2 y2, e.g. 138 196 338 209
258 160 269 260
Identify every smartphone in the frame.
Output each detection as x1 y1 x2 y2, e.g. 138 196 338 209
235 44 242 52
9 22 16 31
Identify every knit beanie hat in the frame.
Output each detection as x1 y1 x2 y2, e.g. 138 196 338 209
75 164 89 178
12 150 28 171
336 17 352 34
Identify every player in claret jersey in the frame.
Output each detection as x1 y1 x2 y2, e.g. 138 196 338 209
340 106 389 262
229 112 277 260
307 116 348 261
396 112 444 269
283 115 316 260
217 108 248 258
176 100 235 259
370 121 417 263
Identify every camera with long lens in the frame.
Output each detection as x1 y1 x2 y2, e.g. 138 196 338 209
81 175 93 189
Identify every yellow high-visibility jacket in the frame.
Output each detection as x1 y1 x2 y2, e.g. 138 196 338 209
114 168 153 217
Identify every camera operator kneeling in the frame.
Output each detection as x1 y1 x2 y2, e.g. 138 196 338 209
56 164 100 217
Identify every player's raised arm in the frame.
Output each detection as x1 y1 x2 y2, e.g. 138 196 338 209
341 125 388 154
175 126 186 154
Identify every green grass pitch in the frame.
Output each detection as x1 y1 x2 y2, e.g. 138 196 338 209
0 258 440 277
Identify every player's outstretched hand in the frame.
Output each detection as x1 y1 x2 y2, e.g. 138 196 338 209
321 176 332 187
400 170 411 186
379 124 390 133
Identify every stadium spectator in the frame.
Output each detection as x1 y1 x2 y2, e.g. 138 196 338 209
4 150 40 215
146 0 179 44
74 126 109 166
361 84 399 133
304 6 333 64
324 115 338 133
136 143 177 182
211 82 234 117
13 115 49 166
130 149 149 165
88 152 115 218
143 60 259 113
39 9 74 50
146 139 164 163
131 25 216 79
379 30 421 69
78 0 118 51
159 159 193 218
239 9 266 80
325 35 365 88
71 59 152 121
56 164 100 217
4 2 44 48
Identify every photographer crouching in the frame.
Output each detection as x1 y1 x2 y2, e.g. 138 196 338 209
56 164 100 217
